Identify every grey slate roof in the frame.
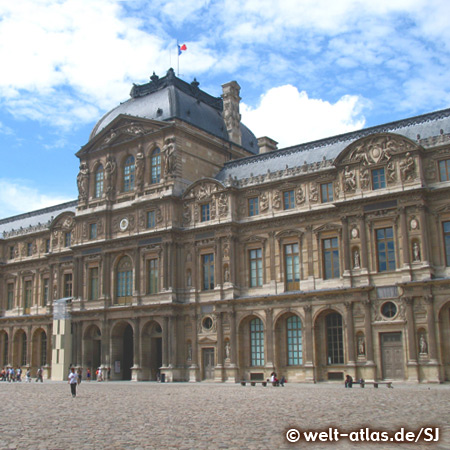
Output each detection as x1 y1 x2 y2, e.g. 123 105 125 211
90 69 258 154
215 108 450 183
0 200 77 239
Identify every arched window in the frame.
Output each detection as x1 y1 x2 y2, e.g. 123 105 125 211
40 332 47 367
287 315 302 365
117 256 133 303
95 164 104 198
21 333 27 366
151 148 161 184
326 312 343 364
250 318 264 366
123 156 135 192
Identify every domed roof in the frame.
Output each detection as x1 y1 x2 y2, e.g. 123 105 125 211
89 69 259 154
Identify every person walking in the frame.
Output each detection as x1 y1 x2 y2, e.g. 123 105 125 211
68 367 78 397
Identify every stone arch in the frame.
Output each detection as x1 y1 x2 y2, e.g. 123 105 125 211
141 319 163 381
0 330 9 367
13 328 27 368
31 328 48 372
438 300 450 381
113 253 134 305
110 320 134 380
83 324 102 378
238 314 265 379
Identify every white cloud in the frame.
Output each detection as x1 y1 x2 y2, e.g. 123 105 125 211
241 85 367 148
0 179 72 218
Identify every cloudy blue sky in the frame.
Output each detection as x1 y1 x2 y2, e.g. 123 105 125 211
0 0 449 218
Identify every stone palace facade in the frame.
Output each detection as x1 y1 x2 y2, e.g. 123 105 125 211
1 68 450 383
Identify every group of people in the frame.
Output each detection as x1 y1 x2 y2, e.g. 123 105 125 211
269 372 286 387
1 367 43 382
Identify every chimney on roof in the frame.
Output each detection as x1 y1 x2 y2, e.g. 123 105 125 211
257 136 278 154
222 81 242 146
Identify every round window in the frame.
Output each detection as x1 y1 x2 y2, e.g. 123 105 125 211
202 316 213 330
381 301 397 319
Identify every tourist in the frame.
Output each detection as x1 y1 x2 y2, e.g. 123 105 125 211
279 375 286 387
68 367 78 397
345 374 353 388
77 368 82 385
86 368 91 381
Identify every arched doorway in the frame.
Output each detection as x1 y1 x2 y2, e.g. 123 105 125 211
141 320 163 381
0 331 8 367
31 329 47 373
111 321 134 380
83 325 101 378
238 315 265 380
13 330 27 368
439 301 450 381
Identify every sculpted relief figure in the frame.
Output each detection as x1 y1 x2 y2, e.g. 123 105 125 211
260 192 269 211
309 183 319 202
135 150 145 192
296 186 305 204
105 155 117 200
218 193 228 217
163 138 177 176
344 166 357 192
400 152 416 181
77 163 89 202
360 168 370 190
272 190 281 210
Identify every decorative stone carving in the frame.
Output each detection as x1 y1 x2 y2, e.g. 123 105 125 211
125 123 144 135
419 334 428 354
309 183 319 202
272 190 281 210
223 240 230 259
412 241 421 262
155 207 163 224
183 203 191 225
343 166 357 192
163 137 177 177
218 193 228 217
360 168 369 190
77 163 89 203
260 192 269 211
410 218 419 230
357 335 366 355
135 150 145 192
400 152 416 181
426 160 437 181
387 161 397 183
194 182 218 201
353 248 360 269
296 186 305 204
104 129 117 144
105 155 117 200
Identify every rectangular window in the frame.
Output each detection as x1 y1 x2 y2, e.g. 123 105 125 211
64 273 73 298
147 259 159 294
326 313 344 364
283 190 295 210
88 267 99 300
248 197 259 216
321 182 333 203
147 211 156 228
24 280 32 312
89 223 97 240
439 159 450 181
27 243 33 257
249 248 263 287
202 253 214 290
372 168 386 190
284 243 300 291
250 319 265 366
7 283 14 310
45 239 50 253
443 221 450 266
323 237 340 279
376 227 396 272
65 232 71 247
42 278 49 306
201 204 210 222
9 246 14 259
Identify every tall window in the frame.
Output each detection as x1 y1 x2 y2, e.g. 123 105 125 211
321 183 333 203
95 164 104 198
64 232 71 247
64 273 73 298
147 259 159 294
250 318 264 366
287 315 303 365
27 243 33 257
3 335 8 367
248 197 259 216
284 243 300 291
7 283 14 310
21 333 27 366
45 239 50 253
147 210 156 228
89 223 97 240
151 148 161 184
444 221 450 266
201 204 210 222
323 237 340 279
202 253 214 290
117 256 133 300
88 267 99 300
439 159 450 181
283 190 295 210
42 278 49 306
9 246 14 259
376 227 396 272
24 280 32 312
326 313 343 364
249 249 263 287
372 168 386 190
123 156 135 192
40 332 47 367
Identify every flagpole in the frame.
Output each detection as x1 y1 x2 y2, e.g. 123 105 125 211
177 41 179 76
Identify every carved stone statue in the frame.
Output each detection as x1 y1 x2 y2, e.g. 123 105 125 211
344 166 357 191
163 138 176 176
413 242 421 262
419 334 428 354
135 151 145 192
183 203 191 225
400 152 415 181
105 155 117 200
187 342 192 361
218 193 228 217
224 265 230 283
272 191 281 210
353 249 360 269
309 183 319 202
225 341 231 360
77 163 89 202
186 269 192 287
360 168 369 189
357 336 366 355
260 192 269 211
296 186 305 204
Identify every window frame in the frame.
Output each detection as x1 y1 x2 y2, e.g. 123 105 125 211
151 148 161 184
94 164 104 198
376 226 396 272
439 159 450 182
320 182 333 203
202 253 215 291
201 203 211 222
249 248 263 287
123 155 135 192
326 312 344 365
248 197 259 217
372 167 386 190
284 242 300 291
147 210 156 229
286 315 303 366
88 267 99 301
250 318 265 366
147 258 159 295
322 237 340 279
283 190 295 210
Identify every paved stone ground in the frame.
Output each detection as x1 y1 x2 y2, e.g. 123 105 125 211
0 380 449 450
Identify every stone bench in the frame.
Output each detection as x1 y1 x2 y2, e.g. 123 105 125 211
240 380 267 387
360 381 393 388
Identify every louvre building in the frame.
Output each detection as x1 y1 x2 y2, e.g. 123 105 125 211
1 68 450 383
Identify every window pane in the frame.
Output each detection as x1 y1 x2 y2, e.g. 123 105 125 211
151 149 161 184
250 318 264 366
326 313 343 364
287 316 302 365
377 227 395 272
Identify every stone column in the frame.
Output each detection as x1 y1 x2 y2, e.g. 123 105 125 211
306 225 314 279
419 206 430 263
169 315 177 368
163 243 169 291
424 296 438 362
216 238 223 288
269 231 276 286
265 308 275 370
215 312 224 381
101 319 110 370
341 216 351 273
26 325 32 367
189 311 199 382
302 304 315 382
403 297 418 382
362 299 376 381
345 302 356 365
229 310 238 367
399 207 411 267
131 317 141 381
359 215 369 270
8 326 14 367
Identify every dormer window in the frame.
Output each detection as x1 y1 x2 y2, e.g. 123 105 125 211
123 156 135 192
372 168 386 190
201 204 210 222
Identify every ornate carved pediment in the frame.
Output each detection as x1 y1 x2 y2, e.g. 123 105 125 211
243 235 267 245
183 179 225 201
275 229 303 240
313 223 342 234
337 134 419 166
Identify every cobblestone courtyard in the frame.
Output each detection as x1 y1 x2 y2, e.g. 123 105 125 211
0 381 449 450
